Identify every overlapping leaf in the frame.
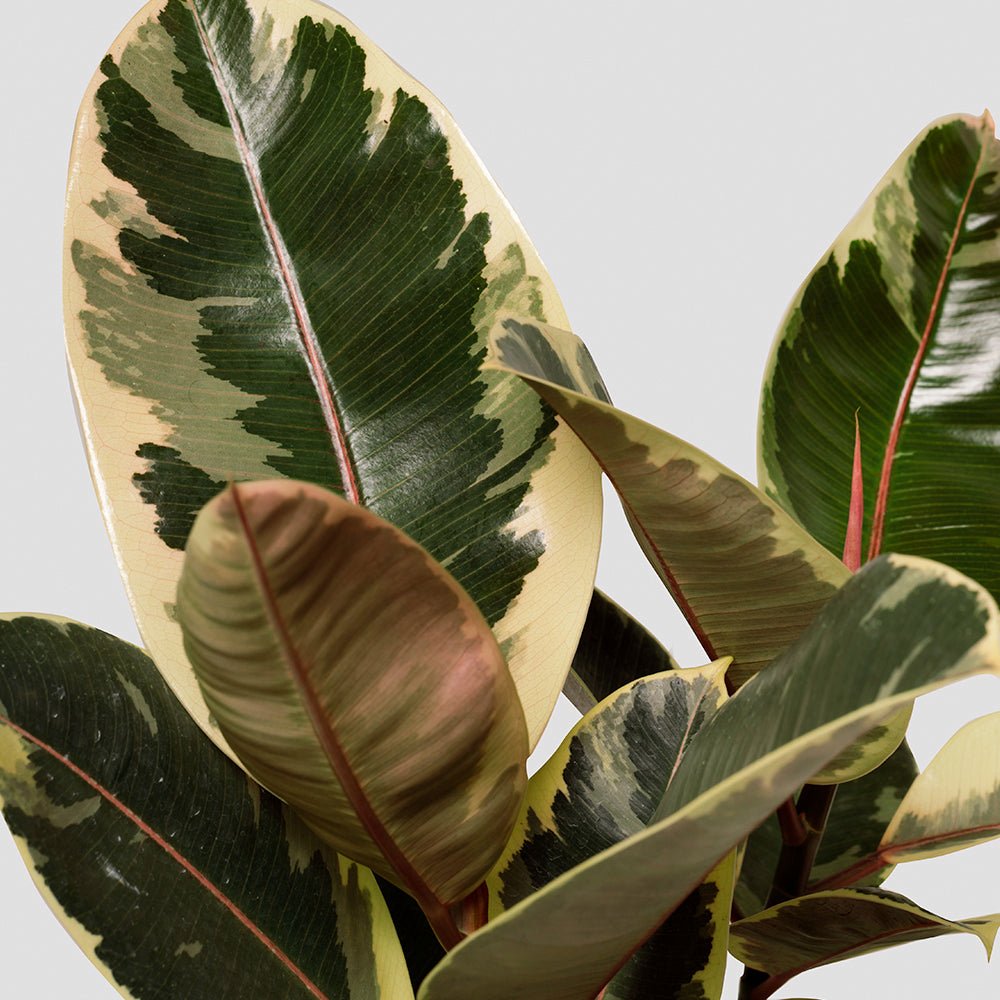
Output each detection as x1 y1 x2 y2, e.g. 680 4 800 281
64 0 602 758
0 615 412 999
487 317 851 690
177 479 528 946
418 555 1000 1000
730 888 1000 1000
735 741 917 916
815 712 1000 889
490 662 732 999
563 590 679 714
760 113 1000 600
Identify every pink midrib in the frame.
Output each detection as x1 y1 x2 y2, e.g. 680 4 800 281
189 4 362 506
0 712 329 999
228 484 462 948
866 136 987 560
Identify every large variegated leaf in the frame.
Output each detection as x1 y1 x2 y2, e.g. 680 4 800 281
417 555 1000 1000
563 590 679 714
490 662 732 999
815 712 1000 889
0 615 411 999
735 740 917 916
760 113 1000 601
730 888 1000 1000
487 317 850 689
64 0 601 759
177 479 527 947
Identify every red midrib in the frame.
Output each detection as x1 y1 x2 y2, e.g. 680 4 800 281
0 713 328 999
228 484 462 947
866 135 987 560
189 4 362 506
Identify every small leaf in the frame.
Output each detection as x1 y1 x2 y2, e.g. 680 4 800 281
177 479 528 946
730 887 1000 998
0 615 412 999
487 317 851 688
844 413 864 573
417 555 1000 1000
563 590 679 714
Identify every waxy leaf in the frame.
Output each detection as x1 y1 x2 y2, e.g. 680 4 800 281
177 479 528 946
64 0 602 758
490 663 732 999
735 740 917 916
760 113 1000 599
418 555 1000 1000
487 317 851 689
816 712 1000 889
563 589 679 714
730 888 1000 999
0 615 412 999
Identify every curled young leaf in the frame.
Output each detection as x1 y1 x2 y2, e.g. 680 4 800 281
177 479 528 947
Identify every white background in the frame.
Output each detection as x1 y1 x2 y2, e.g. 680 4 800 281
3 1 1000 996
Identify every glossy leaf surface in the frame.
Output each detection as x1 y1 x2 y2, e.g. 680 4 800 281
491 662 732 999
563 590 679 714
760 113 1000 599
817 712 1000 889
0 615 411 999
64 0 601 757
177 479 527 936
488 317 850 689
418 555 1000 1000
730 888 999 999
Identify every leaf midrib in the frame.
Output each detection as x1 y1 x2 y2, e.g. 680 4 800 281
0 712 329 999
867 129 988 559
189 1 362 506
228 483 461 946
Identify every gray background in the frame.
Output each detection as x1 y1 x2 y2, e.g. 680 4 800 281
3 0 1000 995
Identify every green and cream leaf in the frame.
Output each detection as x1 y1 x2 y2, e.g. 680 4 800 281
730 887 1000 997
65 0 602 759
0 615 412 1000
487 317 851 690
760 113 1000 601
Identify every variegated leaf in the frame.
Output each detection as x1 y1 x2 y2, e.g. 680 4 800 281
418 555 1000 1000
487 317 851 691
0 615 412 999
64 0 601 760
490 662 732 1000
760 113 1000 602
735 740 917 916
563 589 679 715
177 479 527 947
816 712 1000 890
730 887 1000 1000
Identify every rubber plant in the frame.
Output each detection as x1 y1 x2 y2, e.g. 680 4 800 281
2 1 1000 998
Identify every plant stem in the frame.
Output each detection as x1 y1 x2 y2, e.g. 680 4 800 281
737 782 838 997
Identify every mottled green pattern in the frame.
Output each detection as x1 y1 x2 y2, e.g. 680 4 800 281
730 887 999 985
0 616 410 999
563 590 679 714
493 666 731 1000
489 317 850 687
735 741 917 916
761 114 1000 601
74 0 566 635
418 555 1000 1000
660 556 991 820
